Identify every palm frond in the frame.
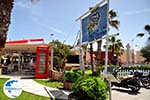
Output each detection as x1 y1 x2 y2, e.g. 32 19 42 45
137 33 145 37
109 20 120 30
82 44 88 51
109 10 118 19
111 37 116 43
144 25 150 31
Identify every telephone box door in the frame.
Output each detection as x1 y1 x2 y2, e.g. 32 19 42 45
35 45 49 78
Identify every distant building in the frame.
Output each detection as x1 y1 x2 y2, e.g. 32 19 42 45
120 49 135 65
85 51 114 65
120 49 145 65
135 51 145 64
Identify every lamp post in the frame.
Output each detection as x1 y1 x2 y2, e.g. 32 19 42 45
131 39 134 49
50 34 53 41
50 33 54 70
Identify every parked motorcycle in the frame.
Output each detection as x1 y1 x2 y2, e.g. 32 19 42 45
111 69 141 92
134 71 150 89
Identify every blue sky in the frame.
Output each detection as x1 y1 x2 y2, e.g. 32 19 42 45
7 0 150 51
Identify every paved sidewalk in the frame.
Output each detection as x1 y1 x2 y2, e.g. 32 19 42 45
1 75 150 100
111 87 150 100
0 75 70 100
20 79 70 99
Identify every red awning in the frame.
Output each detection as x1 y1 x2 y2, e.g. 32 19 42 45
6 38 44 44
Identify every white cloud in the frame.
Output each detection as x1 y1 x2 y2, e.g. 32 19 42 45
49 27 65 34
31 15 65 35
14 0 66 36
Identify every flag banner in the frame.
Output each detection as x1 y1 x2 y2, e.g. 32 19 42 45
82 4 108 43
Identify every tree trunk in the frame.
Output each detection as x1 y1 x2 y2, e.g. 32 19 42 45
84 51 86 65
97 40 102 65
0 0 14 59
90 43 94 74
111 44 115 65
0 49 3 64
116 55 119 66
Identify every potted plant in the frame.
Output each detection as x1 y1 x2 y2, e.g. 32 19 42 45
64 69 83 90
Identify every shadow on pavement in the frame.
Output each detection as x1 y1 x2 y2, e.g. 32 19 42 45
112 88 141 95
44 87 68 100
141 86 150 89
50 90 68 100
20 76 35 79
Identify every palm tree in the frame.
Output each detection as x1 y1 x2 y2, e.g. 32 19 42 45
0 0 14 58
96 10 120 65
137 24 150 45
104 36 124 65
0 0 38 59
109 10 120 30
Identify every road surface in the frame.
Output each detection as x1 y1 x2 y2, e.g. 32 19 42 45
109 87 150 100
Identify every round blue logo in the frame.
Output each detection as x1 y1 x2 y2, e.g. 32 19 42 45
3 79 22 98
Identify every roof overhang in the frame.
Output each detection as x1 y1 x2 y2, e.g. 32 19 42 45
4 43 47 53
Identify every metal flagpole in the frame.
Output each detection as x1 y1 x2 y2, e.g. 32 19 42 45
79 19 85 73
104 0 112 100
104 0 109 74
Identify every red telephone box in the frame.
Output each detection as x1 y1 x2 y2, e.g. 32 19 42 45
35 45 50 78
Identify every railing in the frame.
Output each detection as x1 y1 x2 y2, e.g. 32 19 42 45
117 69 150 77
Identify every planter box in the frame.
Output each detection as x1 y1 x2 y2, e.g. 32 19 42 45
63 81 72 90
49 70 63 81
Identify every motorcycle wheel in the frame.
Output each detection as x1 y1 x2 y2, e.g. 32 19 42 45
142 78 150 88
130 82 141 92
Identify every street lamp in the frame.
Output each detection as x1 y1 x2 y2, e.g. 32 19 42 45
131 39 134 49
50 34 53 41
135 44 141 51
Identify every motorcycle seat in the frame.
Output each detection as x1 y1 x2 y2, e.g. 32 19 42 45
103 73 121 83
119 75 134 80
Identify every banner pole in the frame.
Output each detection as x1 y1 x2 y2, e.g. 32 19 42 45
79 19 85 73
104 0 109 74
104 0 112 100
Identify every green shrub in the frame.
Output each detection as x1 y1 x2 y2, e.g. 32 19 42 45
95 65 105 76
142 66 150 69
69 76 108 100
64 69 83 83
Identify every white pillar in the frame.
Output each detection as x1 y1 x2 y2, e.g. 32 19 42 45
126 43 130 67
104 0 110 74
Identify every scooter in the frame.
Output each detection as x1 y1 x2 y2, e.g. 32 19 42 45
134 71 150 89
111 69 141 92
